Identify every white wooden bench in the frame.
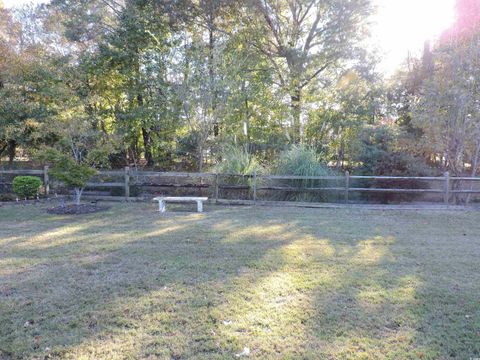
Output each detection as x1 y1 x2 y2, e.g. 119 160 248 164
153 196 208 213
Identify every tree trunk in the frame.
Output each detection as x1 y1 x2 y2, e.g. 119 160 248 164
7 140 16 164
290 88 302 144
74 188 83 205
198 143 203 172
208 26 215 103
129 137 140 166
336 143 345 169
141 127 154 167
243 81 251 153
136 92 154 168
207 14 220 139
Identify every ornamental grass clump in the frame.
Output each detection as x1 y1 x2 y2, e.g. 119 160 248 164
273 145 339 202
214 145 264 199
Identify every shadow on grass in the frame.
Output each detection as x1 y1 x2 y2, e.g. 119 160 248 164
0 204 301 358
0 204 479 359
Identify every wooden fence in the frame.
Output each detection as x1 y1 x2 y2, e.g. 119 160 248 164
214 171 480 205
2 166 480 205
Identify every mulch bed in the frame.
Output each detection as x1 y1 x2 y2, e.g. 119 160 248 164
47 204 110 215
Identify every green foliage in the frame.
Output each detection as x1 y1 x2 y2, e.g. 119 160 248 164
274 145 332 177
0 0 379 173
214 146 263 194
12 176 42 199
354 125 398 175
214 145 263 176
49 157 97 190
0 24 54 162
354 125 433 176
353 125 434 203
273 145 338 202
413 33 480 176
85 143 117 169
305 64 384 166
37 147 97 204
3 0 466 197
250 0 374 142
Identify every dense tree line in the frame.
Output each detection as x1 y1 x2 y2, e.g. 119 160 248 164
0 0 479 182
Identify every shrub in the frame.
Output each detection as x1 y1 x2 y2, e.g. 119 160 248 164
367 152 434 203
213 145 263 200
214 145 263 176
273 145 339 202
353 125 434 203
38 147 97 205
12 176 42 199
50 158 97 205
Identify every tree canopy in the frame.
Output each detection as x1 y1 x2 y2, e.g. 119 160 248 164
1 0 479 186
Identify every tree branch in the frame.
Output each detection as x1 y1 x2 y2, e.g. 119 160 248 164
300 62 331 88
303 5 323 52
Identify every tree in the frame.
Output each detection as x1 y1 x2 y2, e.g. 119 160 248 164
352 123 433 203
413 33 480 178
1 0 387 173
173 0 242 170
216 28 290 159
51 157 97 206
246 0 373 142
0 3 72 163
441 0 480 42
39 148 97 205
37 92 114 204
0 5 34 162
305 52 383 167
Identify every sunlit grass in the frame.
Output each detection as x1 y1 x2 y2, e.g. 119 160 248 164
0 203 479 359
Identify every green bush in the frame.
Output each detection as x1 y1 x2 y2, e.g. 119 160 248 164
273 145 339 202
12 176 42 199
37 147 98 205
214 145 263 176
353 125 434 203
213 145 263 200
365 152 433 204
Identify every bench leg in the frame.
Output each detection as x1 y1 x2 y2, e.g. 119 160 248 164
196 200 203 213
159 200 166 213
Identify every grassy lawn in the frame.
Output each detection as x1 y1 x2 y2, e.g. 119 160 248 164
0 202 479 359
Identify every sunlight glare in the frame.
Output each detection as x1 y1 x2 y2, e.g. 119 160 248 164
373 0 456 75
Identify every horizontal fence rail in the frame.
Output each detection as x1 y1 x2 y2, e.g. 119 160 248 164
2 167 480 205
0 170 44 175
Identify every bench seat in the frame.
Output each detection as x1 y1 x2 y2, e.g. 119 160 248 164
153 196 208 213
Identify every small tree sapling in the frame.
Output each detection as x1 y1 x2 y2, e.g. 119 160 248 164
36 113 116 205
37 148 97 205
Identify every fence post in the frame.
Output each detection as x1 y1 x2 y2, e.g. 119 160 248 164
344 171 350 204
43 165 49 196
214 173 219 203
253 170 257 204
444 171 450 205
124 166 130 201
